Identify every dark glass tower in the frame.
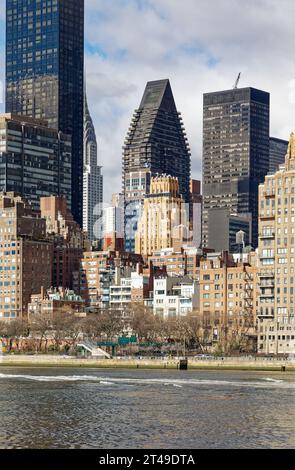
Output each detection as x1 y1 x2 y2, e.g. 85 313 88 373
269 137 288 174
5 0 84 225
202 87 270 249
123 79 191 252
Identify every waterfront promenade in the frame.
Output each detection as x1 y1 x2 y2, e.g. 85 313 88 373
0 355 295 371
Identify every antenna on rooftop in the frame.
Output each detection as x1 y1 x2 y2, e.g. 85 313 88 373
233 72 241 89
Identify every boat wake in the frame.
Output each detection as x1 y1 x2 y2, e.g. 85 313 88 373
0 373 294 389
263 378 284 383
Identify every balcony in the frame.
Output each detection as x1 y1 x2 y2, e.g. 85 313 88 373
260 232 275 239
264 190 276 198
259 293 275 300
258 312 275 319
260 280 275 288
260 208 275 219
260 215 275 222
260 257 274 262
259 271 275 278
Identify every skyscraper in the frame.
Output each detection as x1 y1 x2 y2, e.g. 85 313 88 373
258 133 295 355
202 87 270 249
0 113 72 210
5 0 84 225
269 137 288 174
190 179 202 249
135 175 189 256
83 94 103 241
123 79 191 252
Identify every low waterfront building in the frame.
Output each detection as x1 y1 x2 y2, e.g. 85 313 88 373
79 251 143 310
199 251 258 345
79 251 115 310
109 278 132 311
28 287 85 320
153 276 199 319
109 268 152 310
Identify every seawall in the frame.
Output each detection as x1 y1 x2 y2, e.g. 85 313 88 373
1 355 295 371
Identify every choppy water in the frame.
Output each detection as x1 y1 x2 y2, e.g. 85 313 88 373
0 368 294 449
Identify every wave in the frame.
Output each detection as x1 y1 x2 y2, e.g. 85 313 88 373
0 373 111 383
0 373 294 389
99 381 114 386
263 378 284 383
164 383 183 388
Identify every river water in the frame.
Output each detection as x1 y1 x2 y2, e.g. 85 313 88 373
0 368 294 449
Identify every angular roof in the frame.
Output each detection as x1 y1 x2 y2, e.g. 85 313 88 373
139 79 177 113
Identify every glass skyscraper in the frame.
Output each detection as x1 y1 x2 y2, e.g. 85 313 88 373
5 0 84 225
202 87 270 249
123 79 191 253
0 114 72 211
269 137 288 174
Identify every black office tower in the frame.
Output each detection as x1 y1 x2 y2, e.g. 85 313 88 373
269 137 288 174
123 79 191 252
202 87 270 249
6 0 84 225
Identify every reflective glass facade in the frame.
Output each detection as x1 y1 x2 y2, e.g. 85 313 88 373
0 114 72 210
269 137 288 174
6 0 84 225
202 87 270 249
123 79 191 253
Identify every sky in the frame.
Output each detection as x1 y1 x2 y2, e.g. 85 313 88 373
1 0 295 203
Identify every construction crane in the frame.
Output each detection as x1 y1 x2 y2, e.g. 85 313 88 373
233 72 241 89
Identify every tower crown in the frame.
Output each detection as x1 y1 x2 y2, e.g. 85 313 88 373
287 132 295 159
150 175 180 197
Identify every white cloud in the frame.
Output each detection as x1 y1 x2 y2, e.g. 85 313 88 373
85 0 295 202
1 0 295 202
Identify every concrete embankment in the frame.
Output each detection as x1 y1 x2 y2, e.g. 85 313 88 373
0 355 295 371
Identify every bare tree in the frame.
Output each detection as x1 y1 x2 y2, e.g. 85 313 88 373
81 308 124 342
51 308 76 352
127 303 157 342
29 316 52 353
99 308 124 340
2 318 29 352
64 317 84 352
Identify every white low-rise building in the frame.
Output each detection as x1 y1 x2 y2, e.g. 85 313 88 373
153 277 199 319
109 278 132 311
109 271 150 311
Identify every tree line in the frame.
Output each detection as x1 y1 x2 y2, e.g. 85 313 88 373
0 304 256 356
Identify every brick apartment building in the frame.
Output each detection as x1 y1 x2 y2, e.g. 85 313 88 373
0 193 53 320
